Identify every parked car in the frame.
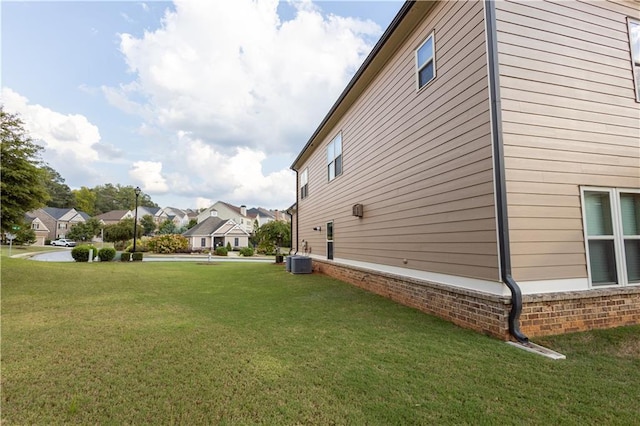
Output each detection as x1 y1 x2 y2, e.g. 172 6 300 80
51 238 76 247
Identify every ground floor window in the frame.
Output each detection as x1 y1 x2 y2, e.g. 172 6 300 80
234 237 239 247
582 187 640 287
201 237 206 247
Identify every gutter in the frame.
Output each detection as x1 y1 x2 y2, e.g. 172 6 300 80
485 0 529 343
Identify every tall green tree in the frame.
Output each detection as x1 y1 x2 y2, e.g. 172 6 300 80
0 107 50 232
93 184 158 214
157 219 177 235
73 186 97 215
255 221 291 254
66 217 103 243
41 165 74 208
140 214 156 236
103 218 141 249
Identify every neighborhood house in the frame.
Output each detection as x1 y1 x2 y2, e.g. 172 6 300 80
290 0 640 339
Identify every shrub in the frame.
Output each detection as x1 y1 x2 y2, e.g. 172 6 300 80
215 246 228 256
98 247 116 262
124 237 151 253
45 239 51 246
71 245 97 262
120 252 131 262
131 252 144 262
226 242 232 251
148 234 189 254
239 247 254 257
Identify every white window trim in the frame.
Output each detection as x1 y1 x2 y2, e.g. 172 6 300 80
327 132 342 182
580 186 640 288
627 18 640 102
300 168 309 199
415 31 436 91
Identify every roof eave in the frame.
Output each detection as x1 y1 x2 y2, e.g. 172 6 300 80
290 0 416 170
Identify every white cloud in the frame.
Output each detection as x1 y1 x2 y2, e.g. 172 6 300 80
132 132 295 209
129 161 170 193
195 197 212 210
2 87 101 163
106 0 380 209
0 87 115 190
112 0 381 154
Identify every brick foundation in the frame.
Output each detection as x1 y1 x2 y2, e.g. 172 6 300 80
311 259 513 340
310 259 640 339
520 288 640 337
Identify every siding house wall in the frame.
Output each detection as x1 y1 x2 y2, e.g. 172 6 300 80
291 0 640 338
295 0 500 284
495 0 640 289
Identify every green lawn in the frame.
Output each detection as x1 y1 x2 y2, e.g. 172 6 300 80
1 257 639 425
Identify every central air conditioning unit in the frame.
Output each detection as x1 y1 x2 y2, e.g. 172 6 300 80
291 256 312 274
352 203 364 217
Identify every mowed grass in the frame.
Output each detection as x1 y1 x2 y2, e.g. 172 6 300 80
1 257 639 425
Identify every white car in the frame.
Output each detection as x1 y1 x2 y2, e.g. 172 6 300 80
51 238 76 247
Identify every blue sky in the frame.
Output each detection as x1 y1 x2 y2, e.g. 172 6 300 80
2 0 403 210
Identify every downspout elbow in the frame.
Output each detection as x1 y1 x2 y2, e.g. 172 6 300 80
503 274 529 343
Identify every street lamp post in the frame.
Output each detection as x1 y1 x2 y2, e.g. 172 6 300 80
133 186 141 254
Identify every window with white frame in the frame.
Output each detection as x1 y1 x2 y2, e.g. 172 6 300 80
300 168 309 199
234 237 239 247
327 133 342 181
416 32 435 89
628 19 640 102
582 188 640 287
201 238 206 247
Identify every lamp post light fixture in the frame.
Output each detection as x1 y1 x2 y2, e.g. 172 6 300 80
133 186 141 254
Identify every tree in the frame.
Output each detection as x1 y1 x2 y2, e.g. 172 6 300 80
157 219 177 235
66 218 102 243
42 165 74 208
103 218 141 249
73 186 97 215
84 184 160 215
186 218 197 230
140 214 156 236
255 221 291 254
0 107 50 231
13 225 36 245
249 219 260 247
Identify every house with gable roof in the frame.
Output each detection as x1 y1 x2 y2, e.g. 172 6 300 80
182 216 250 251
95 210 134 226
161 207 190 228
197 201 253 234
291 0 639 340
24 212 50 245
28 207 88 241
133 206 167 225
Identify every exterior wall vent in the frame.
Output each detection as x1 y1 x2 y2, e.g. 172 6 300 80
352 204 364 217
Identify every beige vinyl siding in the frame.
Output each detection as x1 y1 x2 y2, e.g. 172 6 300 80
496 0 640 282
296 0 499 281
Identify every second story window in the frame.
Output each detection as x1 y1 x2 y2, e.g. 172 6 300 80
300 168 309 199
416 32 435 89
327 133 342 181
628 19 640 102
